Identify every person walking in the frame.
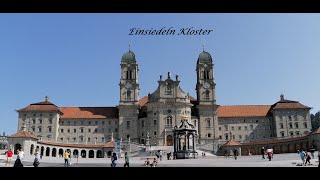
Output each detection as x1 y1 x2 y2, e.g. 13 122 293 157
5 149 13 166
111 153 117 167
233 149 238 160
299 149 306 166
33 149 40 167
261 147 265 159
267 150 273 161
13 149 24 167
305 151 312 166
64 150 70 167
124 152 129 167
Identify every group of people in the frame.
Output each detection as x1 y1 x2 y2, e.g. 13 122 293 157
260 147 273 161
297 148 318 166
223 149 239 160
110 152 130 167
144 157 158 167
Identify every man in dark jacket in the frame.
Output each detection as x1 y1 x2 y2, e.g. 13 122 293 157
261 147 265 159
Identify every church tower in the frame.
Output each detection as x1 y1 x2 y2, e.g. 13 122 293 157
118 48 139 143
195 50 219 147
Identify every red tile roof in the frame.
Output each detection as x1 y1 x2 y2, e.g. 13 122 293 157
311 128 320 135
222 139 241 146
9 131 38 140
17 101 62 113
37 140 114 148
271 99 311 110
189 96 197 102
241 136 307 146
217 105 271 118
139 96 148 107
59 107 118 119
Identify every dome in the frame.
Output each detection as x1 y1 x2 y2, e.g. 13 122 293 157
121 50 136 63
198 51 212 63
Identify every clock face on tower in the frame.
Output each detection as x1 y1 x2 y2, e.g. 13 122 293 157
125 83 132 89
204 82 210 89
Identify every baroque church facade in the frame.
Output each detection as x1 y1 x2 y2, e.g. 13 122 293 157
16 50 313 149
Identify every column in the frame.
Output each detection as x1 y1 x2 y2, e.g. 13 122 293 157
187 133 190 150
48 147 52 157
185 132 187 151
173 133 176 152
192 133 195 152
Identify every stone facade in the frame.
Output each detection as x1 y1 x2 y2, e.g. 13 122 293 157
15 49 314 152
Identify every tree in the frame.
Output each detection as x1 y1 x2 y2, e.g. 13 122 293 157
311 111 320 130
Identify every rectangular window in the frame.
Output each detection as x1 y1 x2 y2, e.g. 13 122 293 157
88 138 90 142
32 127 35 132
238 126 241 130
88 121 91 125
102 137 105 142
68 121 70 125
74 129 76 133
95 121 98 125
61 121 64 125
80 129 84 133
154 120 156 126
67 129 70 133
115 128 118 132
88 129 91 133
94 128 98 133
74 121 77 125
73 138 76 142
219 127 221 131
80 137 83 142
239 135 242 139
232 135 235 139
127 121 130 128
61 129 64 133
81 121 84 125
231 126 234 130
219 135 222 139
154 131 157 136
102 121 105 125
32 119 36 124
101 128 104 133
49 119 52 124
48 127 52 133
39 119 42 124
245 126 247 130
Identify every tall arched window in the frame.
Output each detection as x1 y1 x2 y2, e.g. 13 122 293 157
289 123 293 129
206 118 211 127
280 123 284 129
167 116 172 125
126 90 131 100
126 70 133 79
205 90 210 100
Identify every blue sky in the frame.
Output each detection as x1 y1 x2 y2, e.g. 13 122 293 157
1 14 319 135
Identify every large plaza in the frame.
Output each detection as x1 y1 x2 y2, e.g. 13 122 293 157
1 151 319 167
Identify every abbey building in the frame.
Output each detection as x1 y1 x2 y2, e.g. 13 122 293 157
16 50 313 149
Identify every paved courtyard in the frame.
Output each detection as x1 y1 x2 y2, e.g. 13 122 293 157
0 152 319 167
